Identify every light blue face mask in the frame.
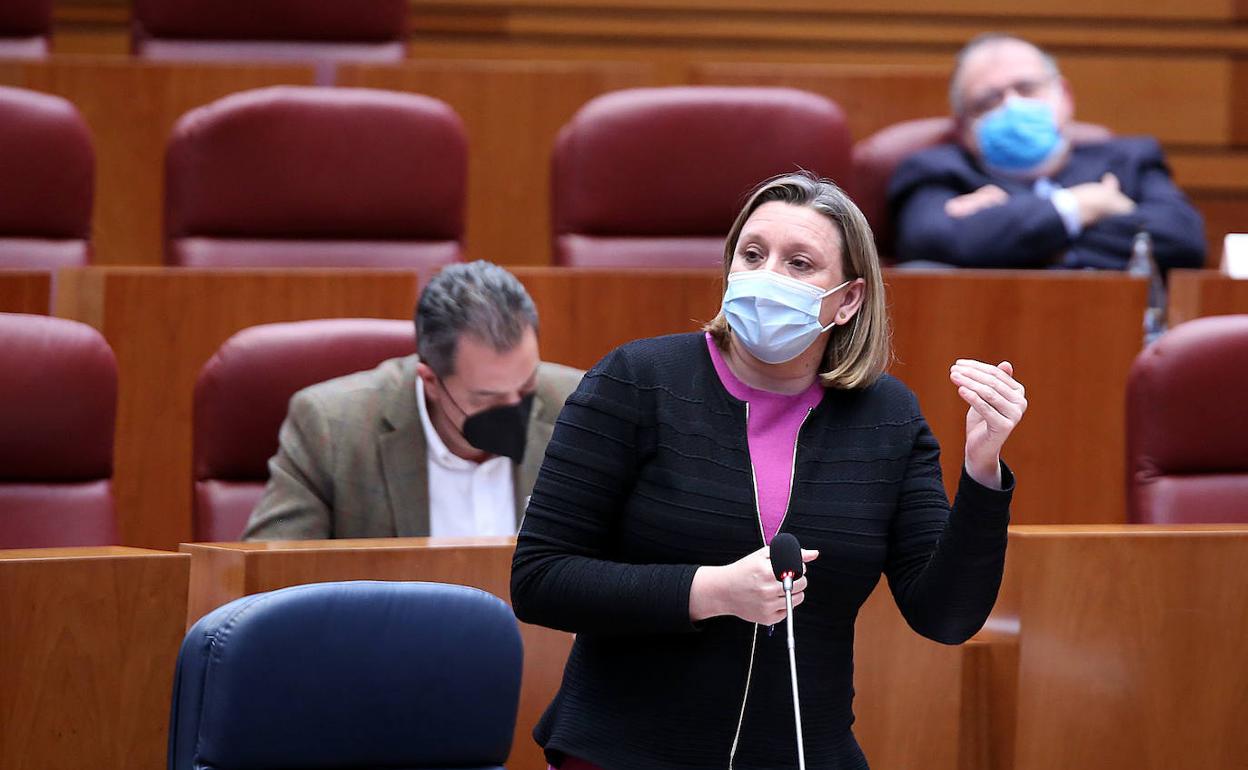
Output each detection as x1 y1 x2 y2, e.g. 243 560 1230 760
975 98 1066 175
722 270 852 365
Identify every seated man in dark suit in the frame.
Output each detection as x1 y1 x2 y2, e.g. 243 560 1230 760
243 260 583 540
888 33 1206 270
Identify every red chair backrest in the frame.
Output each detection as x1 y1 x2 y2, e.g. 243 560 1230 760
0 313 118 548
0 0 51 57
192 318 416 541
165 86 466 268
0 85 93 268
1126 314 1248 523
551 86 852 268
850 117 1112 260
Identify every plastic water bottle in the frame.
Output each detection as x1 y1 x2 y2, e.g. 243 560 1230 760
1127 230 1166 345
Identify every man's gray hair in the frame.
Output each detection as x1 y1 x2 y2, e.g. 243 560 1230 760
415 260 539 376
949 33 1061 117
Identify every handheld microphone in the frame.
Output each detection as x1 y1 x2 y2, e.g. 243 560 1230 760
769 533 806 770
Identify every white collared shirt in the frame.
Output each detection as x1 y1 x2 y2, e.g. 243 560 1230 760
414 376 517 537
1034 177 1083 238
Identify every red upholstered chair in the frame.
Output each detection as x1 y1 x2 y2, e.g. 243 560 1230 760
164 86 466 269
551 86 851 268
1126 315 1248 523
0 314 118 548
0 0 51 58
0 86 94 269
850 117 1112 260
132 0 407 84
192 318 416 541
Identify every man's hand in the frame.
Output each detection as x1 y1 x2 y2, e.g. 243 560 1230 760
1069 173 1136 227
945 184 1009 218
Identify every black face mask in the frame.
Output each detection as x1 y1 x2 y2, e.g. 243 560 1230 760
461 393 534 463
439 376 534 463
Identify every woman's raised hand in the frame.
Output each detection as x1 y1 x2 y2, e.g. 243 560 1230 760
950 359 1028 489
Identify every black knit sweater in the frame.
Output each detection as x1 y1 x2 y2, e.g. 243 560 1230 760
511 333 1012 770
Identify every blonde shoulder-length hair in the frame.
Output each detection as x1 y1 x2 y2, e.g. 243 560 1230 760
704 172 892 390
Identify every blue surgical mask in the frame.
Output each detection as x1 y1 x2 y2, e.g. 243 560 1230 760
975 98 1067 176
722 270 852 365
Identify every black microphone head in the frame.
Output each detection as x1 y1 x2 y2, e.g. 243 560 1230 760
770 533 803 581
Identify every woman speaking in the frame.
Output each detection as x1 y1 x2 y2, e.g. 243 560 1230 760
511 172 1026 770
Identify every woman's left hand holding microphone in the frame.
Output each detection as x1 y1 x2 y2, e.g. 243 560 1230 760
689 545 820 624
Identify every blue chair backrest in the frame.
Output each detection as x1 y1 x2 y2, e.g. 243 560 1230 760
168 580 523 770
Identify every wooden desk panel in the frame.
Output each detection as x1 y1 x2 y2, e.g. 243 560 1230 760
1168 268 1248 325
886 270 1146 524
0 546 190 770
1005 525 1248 770
0 57 317 266
181 537 572 770
0 270 52 314
336 60 659 267
54 267 423 550
53 267 1144 549
512 267 724 369
852 583 968 770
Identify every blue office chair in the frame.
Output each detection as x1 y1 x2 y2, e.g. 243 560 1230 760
168 581 523 770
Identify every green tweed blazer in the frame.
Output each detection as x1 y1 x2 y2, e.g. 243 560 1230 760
242 354 583 540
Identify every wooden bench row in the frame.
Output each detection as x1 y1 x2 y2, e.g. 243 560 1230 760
5 526 1246 770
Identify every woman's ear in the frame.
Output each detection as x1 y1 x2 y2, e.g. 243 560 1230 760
837 278 867 325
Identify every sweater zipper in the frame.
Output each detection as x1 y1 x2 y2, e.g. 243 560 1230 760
727 404 813 769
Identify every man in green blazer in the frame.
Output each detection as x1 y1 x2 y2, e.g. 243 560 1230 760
243 261 583 540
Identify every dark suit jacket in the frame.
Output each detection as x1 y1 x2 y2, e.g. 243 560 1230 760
887 136 1206 270
242 355 584 540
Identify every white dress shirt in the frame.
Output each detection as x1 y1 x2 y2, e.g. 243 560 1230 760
1034 177 1083 238
414 377 517 537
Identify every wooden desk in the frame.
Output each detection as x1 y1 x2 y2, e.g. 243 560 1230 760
0 270 52 314
1168 268 1248 325
856 524 1248 770
1001 525 1248 770
0 57 318 266
181 537 571 770
0 546 190 770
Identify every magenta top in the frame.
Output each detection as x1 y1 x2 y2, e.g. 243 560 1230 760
704 332 824 543
548 335 824 770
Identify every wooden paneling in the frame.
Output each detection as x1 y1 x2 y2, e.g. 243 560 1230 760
181 537 572 770
886 270 1146 524
1062 55 1229 148
1168 268 1248 324
0 546 190 770
336 60 658 267
0 58 317 266
51 267 1144 549
0 270 52 314
853 583 968 770
690 62 949 144
512 267 724 368
54 268 423 551
413 0 1233 20
1006 525 1248 770
1185 195 1248 265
